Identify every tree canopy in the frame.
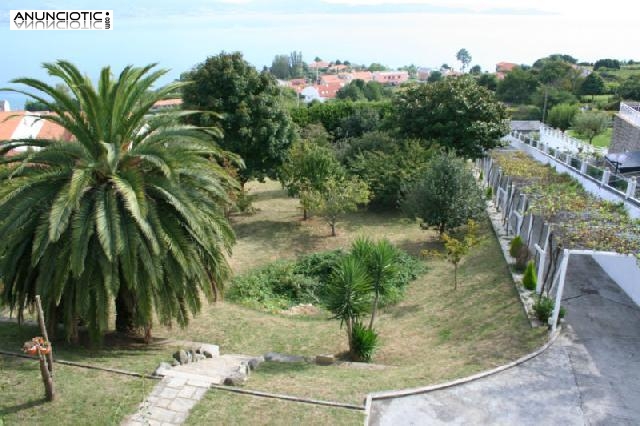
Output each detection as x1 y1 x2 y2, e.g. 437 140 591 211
393 77 508 159
182 51 294 185
0 61 237 343
456 48 472 72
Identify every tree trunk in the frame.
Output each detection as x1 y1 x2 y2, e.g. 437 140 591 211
346 318 353 357
454 264 458 290
115 285 137 334
439 222 446 235
369 293 380 330
303 208 308 221
330 221 336 237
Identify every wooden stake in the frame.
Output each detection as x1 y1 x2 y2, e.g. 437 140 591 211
38 348 55 401
35 295 53 375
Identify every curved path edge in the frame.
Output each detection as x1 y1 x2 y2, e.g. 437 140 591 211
363 329 559 425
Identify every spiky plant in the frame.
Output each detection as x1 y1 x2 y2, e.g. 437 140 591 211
0 61 238 343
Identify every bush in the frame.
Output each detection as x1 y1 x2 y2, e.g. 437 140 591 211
227 248 423 311
509 236 524 258
351 321 378 362
533 296 566 323
485 186 493 198
522 260 537 291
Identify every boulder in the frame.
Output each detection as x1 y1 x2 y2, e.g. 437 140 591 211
153 362 173 376
194 353 206 362
264 352 306 363
315 354 336 366
224 373 247 386
248 356 264 371
173 350 190 365
199 344 220 358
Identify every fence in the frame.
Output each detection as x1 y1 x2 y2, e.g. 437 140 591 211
619 102 640 127
508 132 640 219
480 153 640 331
539 124 607 156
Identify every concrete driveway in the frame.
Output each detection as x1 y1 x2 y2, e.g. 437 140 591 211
369 255 640 425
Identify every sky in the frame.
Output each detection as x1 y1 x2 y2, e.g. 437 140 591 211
2 0 640 108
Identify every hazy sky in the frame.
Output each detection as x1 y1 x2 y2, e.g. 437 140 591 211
2 0 640 108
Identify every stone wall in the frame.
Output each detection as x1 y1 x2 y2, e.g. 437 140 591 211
610 114 640 153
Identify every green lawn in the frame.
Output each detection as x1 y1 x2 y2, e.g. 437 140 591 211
0 179 546 424
567 127 612 148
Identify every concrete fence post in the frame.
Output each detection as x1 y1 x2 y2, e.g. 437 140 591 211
626 177 637 199
601 169 611 187
580 160 588 175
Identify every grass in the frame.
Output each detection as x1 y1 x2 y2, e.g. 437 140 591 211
0 355 151 425
186 391 364 425
567 127 612 148
0 179 546 424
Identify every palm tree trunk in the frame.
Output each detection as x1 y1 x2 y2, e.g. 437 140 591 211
369 293 380 330
115 285 137 334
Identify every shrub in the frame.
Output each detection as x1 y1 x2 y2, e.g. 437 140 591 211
293 249 346 284
485 186 493 199
509 236 524 258
351 321 379 362
533 296 566 323
522 260 537 291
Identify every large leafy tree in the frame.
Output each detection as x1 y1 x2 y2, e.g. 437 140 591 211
496 67 539 104
0 61 237 343
182 51 294 186
456 48 472 73
393 77 508 159
402 151 484 234
572 111 610 145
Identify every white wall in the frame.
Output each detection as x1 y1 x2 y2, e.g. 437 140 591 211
592 253 640 306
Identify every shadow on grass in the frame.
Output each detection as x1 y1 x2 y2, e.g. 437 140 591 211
254 361 314 377
0 397 47 416
389 304 423 319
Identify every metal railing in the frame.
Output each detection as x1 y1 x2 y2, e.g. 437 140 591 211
619 102 640 127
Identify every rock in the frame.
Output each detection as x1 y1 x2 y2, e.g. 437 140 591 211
248 356 264 371
224 373 247 386
264 352 306 363
199 344 220 358
194 353 206 362
154 362 172 376
171 359 180 367
186 351 193 363
173 350 190 365
315 354 335 366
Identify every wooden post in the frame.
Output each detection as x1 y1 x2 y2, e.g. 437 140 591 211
35 295 55 401
35 295 53 375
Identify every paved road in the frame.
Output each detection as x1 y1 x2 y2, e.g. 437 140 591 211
369 255 640 425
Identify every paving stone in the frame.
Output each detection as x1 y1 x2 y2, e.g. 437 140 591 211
155 398 173 409
158 387 180 399
186 378 213 388
177 386 196 399
148 407 179 423
168 397 196 412
192 387 208 400
166 377 188 388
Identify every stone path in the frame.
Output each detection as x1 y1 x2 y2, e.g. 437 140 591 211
124 355 252 425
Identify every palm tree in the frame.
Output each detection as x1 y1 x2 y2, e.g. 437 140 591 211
326 255 372 355
351 237 398 330
0 61 238 343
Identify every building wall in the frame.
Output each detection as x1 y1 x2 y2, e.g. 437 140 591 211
610 114 640 153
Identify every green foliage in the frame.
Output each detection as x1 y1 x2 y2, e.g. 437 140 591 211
594 59 621 70
336 80 388 102
279 140 342 218
522 260 537 291
226 262 320 311
351 321 379 362
533 296 565 323
182 51 294 184
0 61 237 342
441 220 478 289
476 73 497 91
547 103 579 131
347 137 433 209
572 111 610 144
270 54 291 79
326 255 372 329
580 73 605 96
486 186 493 198
402 151 485 234
456 48 472 72
308 176 370 236
293 249 346 284
619 75 640 101
427 71 443 83
509 236 524 258
24 99 49 111
393 77 509 159
496 67 539 104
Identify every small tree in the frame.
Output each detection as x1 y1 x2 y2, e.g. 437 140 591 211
402 151 485 235
522 260 537 291
572 111 609 145
456 48 472 73
308 176 370 236
280 141 342 220
547 103 579 131
326 256 372 356
351 237 398 330
441 219 478 289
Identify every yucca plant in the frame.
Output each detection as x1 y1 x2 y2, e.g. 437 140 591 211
0 61 238 343
351 321 378 362
325 255 372 355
